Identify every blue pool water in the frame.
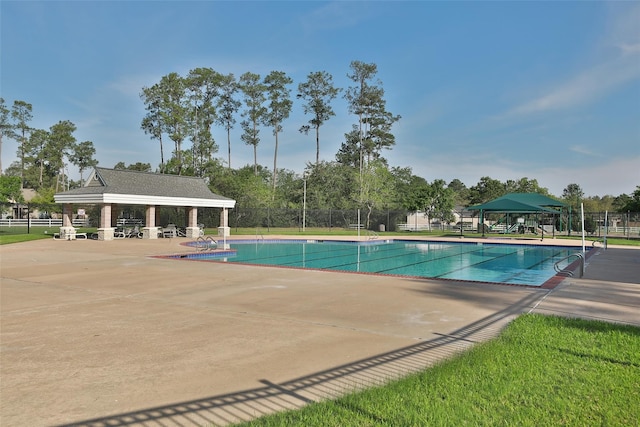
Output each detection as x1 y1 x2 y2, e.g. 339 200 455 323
181 240 583 287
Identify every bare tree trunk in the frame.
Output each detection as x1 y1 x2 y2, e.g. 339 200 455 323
272 130 279 196
253 144 258 176
39 157 44 187
159 134 165 173
253 121 258 176
315 125 320 165
227 127 232 169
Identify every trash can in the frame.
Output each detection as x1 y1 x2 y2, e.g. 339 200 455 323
379 224 385 232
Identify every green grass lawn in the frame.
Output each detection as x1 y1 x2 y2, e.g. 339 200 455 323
237 314 640 426
0 229 59 244
0 227 96 245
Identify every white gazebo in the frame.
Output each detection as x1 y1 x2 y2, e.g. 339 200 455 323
54 167 236 241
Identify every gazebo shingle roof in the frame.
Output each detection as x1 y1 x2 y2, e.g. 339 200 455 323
54 167 235 208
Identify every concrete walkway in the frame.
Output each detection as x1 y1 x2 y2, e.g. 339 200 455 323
530 246 640 325
1 237 638 426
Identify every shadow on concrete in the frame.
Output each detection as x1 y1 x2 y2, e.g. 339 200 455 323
404 277 548 311
582 248 640 284
56 292 543 427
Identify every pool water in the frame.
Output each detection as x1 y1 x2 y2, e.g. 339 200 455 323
184 240 582 287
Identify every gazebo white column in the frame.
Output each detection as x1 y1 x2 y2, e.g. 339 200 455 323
58 203 77 240
217 208 230 249
185 207 200 238
218 207 230 234
98 203 115 241
143 205 159 239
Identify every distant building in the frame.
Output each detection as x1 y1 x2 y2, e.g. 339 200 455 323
402 207 479 231
3 188 37 219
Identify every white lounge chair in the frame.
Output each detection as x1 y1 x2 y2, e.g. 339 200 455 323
52 228 87 240
127 225 142 238
115 226 143 239
162 224 177 238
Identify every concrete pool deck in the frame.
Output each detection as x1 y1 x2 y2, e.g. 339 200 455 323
1 235 638 426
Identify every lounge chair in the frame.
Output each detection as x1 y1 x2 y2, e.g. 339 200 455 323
52 228 87 240
128 225 142 238
115 226 143 238
162 224 177 238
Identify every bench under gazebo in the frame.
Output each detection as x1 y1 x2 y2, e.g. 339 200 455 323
54 167 236 241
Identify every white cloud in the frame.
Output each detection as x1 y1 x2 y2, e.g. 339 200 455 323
388 150 638 198
504 3 640 118
604 2 640 53
507 54 639 116
534 156 640 197
619 43 640 54
301 1 373 32
569 145 599 157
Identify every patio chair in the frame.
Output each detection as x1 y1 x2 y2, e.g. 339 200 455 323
52 228 88 240
127 225 142 238
162 224 177 238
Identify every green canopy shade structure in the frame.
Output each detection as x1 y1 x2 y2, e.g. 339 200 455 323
468 193 566 238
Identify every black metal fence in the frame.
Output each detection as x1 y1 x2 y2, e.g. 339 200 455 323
230 207 407 231
2 202 639 239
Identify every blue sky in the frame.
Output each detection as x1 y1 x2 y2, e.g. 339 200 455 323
2 1 639 197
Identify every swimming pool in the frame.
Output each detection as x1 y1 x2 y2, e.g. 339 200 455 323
178 240 584 287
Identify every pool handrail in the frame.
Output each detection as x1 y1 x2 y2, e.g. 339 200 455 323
553 252 584 278
366 229 379 240
195 236 217 252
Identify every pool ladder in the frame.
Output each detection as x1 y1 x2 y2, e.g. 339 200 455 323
553 253 585 278
195 236 217 252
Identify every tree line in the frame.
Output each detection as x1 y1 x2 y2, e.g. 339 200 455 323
0 98 98 196
138 61 399 193
1 59 638 224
